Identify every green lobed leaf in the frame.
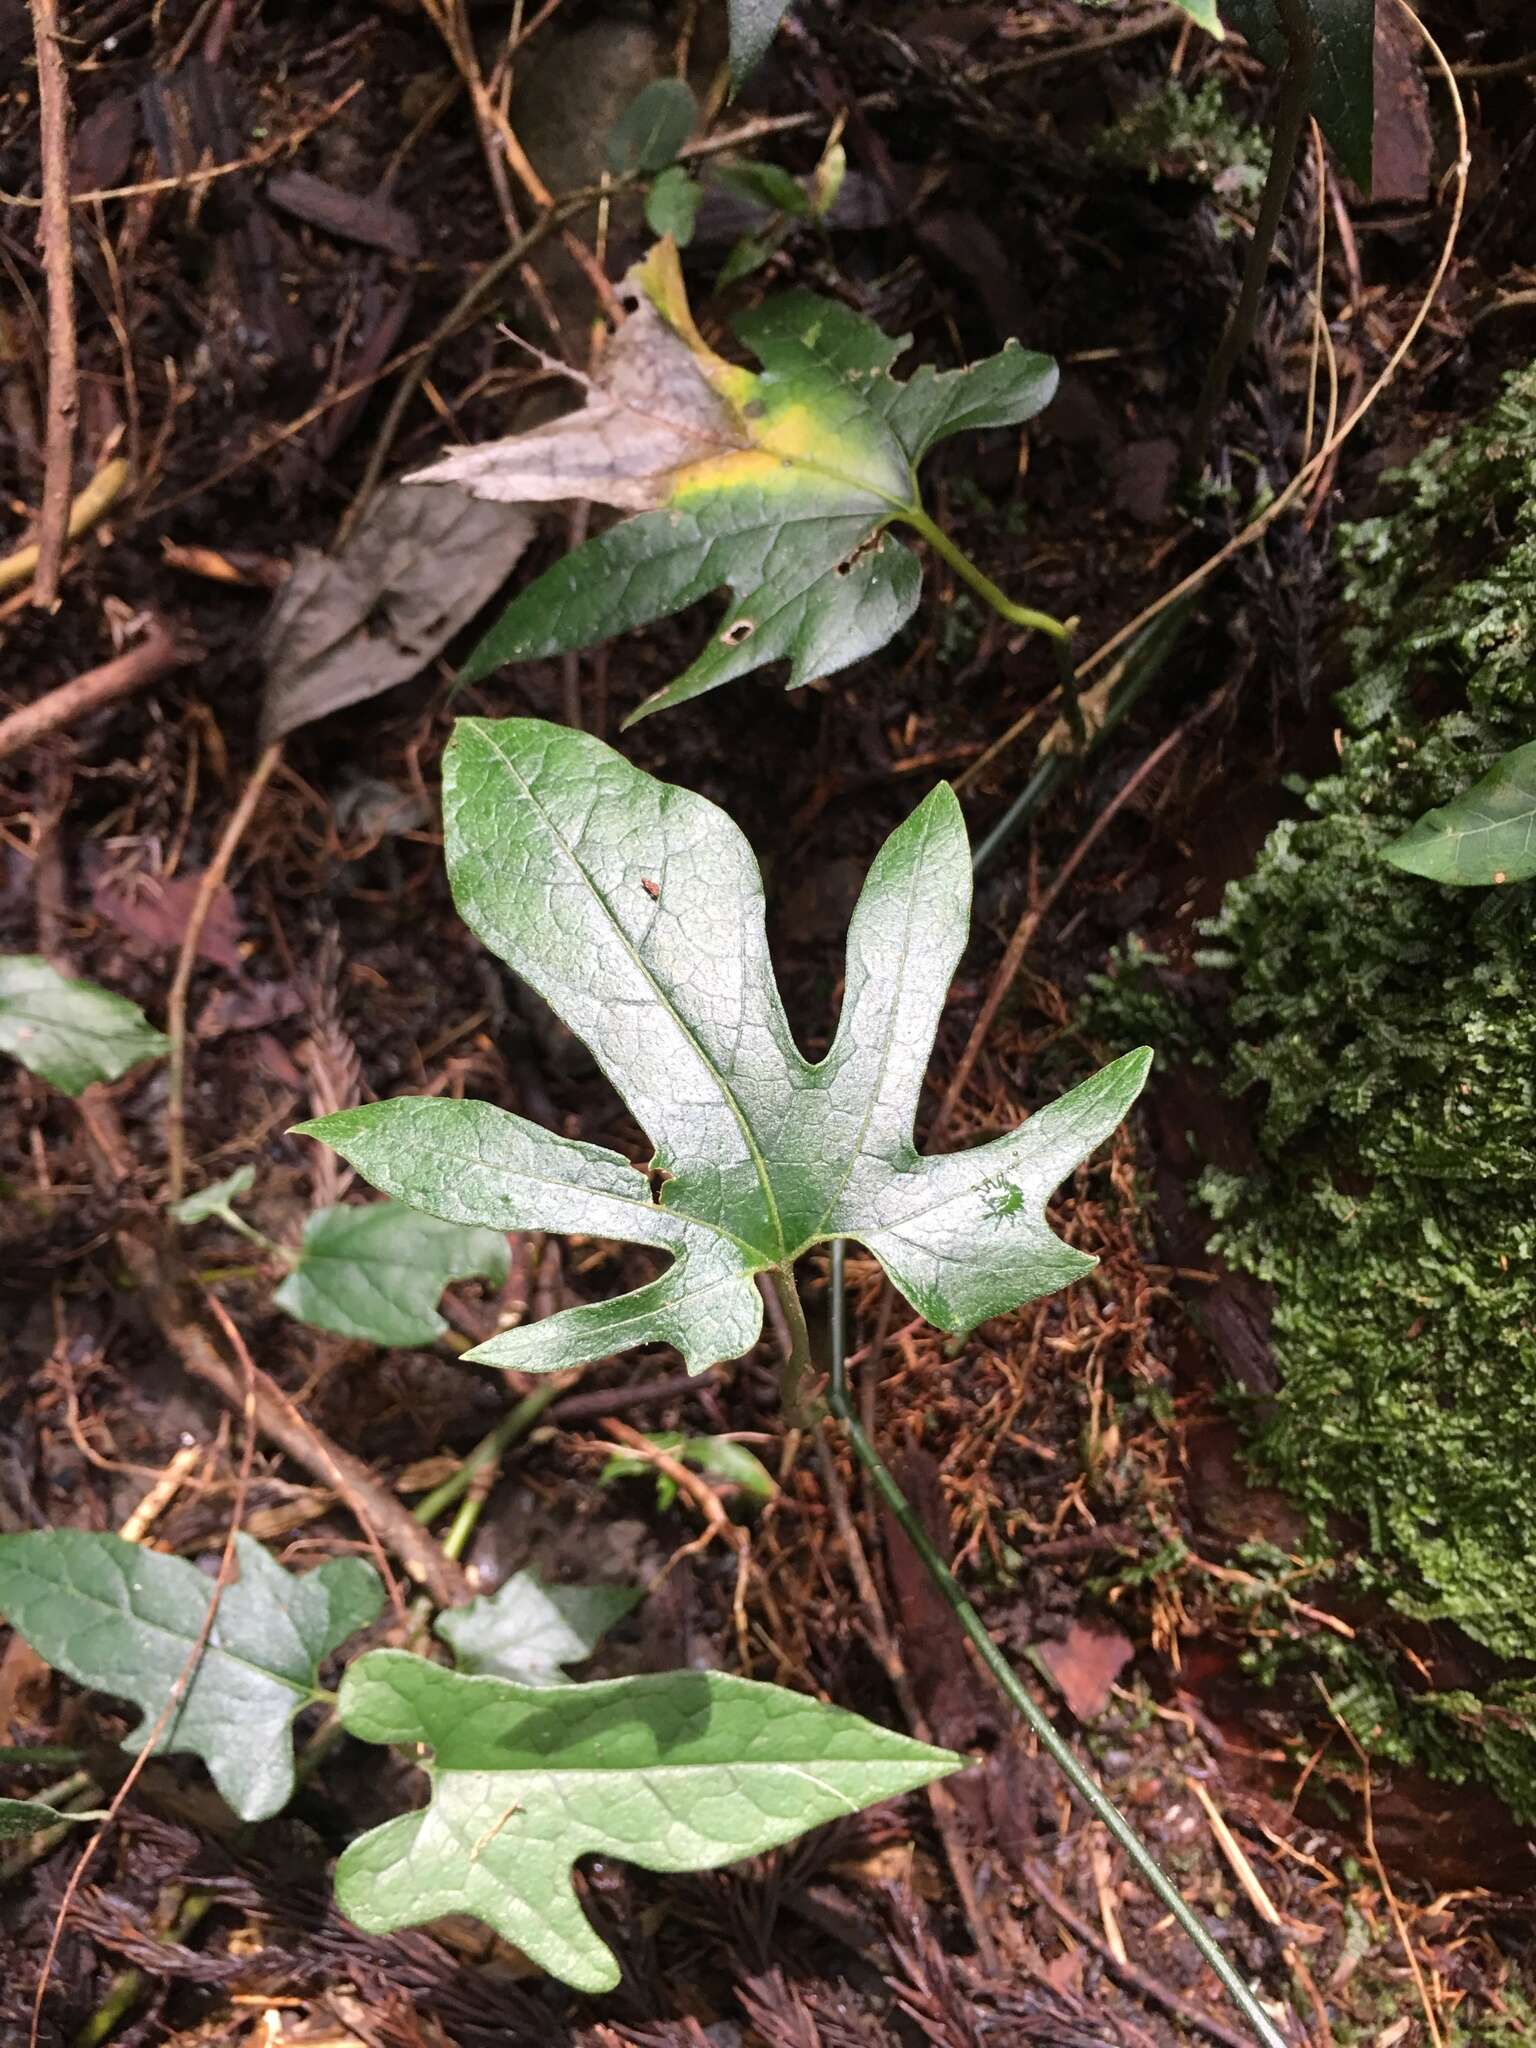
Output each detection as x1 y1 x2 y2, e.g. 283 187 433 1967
726 0 793 87
298 719 1151 1380
1223 0 1375 193
171 1165 256 1226
273 1199 510 1347
333 1648 961 1991
435 1569 641 1685
412 246 1058 724
1382 739 1536 886
0 1531 383 1822
607 79 698 175
0 955 169 1096
0 1797 109 1841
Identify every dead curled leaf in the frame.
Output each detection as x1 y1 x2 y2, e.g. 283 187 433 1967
406 283 749 513
258 484 534 746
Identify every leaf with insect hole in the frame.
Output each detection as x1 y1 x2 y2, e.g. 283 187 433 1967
296 719 1150 1379
408 242 1058 725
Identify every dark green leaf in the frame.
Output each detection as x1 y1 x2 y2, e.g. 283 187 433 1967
1224 0 1375 192
714 160 810 216
1382 739 1536 886
645 165 702 246
273 1200 510 1346
607 79 698 175
0 956 168 1096
333 1649 960 1991
0 1531 383 1821
300 720 1150 1378
435 1569 640 1684
602 1433 776 1510
727 0 793 88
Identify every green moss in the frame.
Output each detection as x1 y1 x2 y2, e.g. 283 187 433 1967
1159 366 1536 1816
1098 78 1270 201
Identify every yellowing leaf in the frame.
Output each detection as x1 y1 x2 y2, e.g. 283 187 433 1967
407 243 1060 723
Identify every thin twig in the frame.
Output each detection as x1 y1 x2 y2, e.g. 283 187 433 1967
1076 0 1468 690
1185 0 1315 479
0 614 195 765
28 1301 259 2048
933 695 1220 1149
820 1244 1291 2048
164 742 283 1201
27 0 78 608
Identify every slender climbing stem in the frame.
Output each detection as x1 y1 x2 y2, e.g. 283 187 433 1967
1184 0 1316 480
411 1376 570 1528
902 507 1072 642
820 1241 1288 2048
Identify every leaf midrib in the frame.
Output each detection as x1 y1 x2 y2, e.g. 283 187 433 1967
474 724 790 1260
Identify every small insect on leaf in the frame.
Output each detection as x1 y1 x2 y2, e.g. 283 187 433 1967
641 877 661 899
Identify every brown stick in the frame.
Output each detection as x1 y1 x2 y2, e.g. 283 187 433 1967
0 615 193 764
164 741 283 1200
114 1231 470 1611
28 0 78 609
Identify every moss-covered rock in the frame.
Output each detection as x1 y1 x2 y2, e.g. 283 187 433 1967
1190 366 1536 1808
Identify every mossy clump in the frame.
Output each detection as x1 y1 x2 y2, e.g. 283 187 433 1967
1200 365 1536 1669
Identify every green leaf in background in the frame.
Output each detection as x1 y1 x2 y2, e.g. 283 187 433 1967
273 1199 510 1346
601 1432 777 1511
607 78 698 176
1223 0 1376 193
170 1165 257 1226
409 243 1059 724
0 1532 383 1822
0 955 168 1096
0 1797 109 1841
334 1648 960 1991
714 160 810 216
299 719 1150 1379
726 0 793 88
645 165 702 246
435 1569 641 1685
1382 739 1536 886
1167 0 1224 31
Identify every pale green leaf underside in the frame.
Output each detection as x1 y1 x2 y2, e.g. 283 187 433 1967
334 1649 960 1992
171 1165 256 1226
435 1569 641 1685
458 291 1057 723
1382 739 1536 886
0 1532 383 1821
301 719 1150 1379
0 1797 109 1841
273 1199 511 1347
0 955 169 1096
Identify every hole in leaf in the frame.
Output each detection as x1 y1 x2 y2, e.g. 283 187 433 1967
720 620 755 646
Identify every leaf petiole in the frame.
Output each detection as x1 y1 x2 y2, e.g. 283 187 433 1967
902 506 1071 643
822 1240 1289 2048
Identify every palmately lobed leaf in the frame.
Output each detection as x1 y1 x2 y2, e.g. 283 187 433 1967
300 719 1150 1381
408 243 1057 723
333 1648 961 1991
0 1531 383 1821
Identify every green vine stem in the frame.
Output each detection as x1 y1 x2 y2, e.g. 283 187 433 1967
822 1241 1289 2048
902 507 1072 644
